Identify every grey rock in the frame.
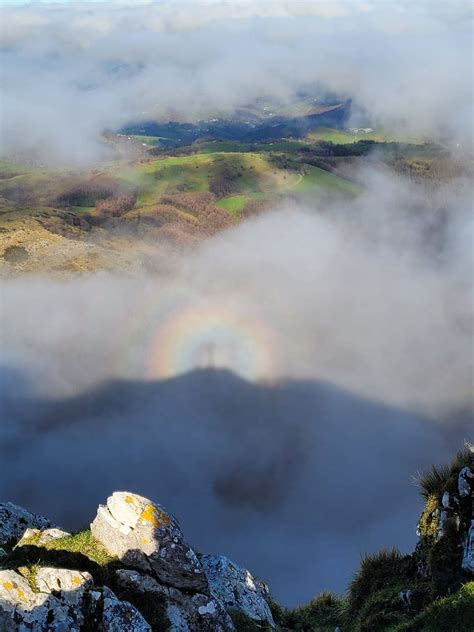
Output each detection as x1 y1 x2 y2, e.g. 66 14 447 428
462 520 474 574
115 569 169 596
102 595 152 632
0 568 82 631
91 492 207 592
114 569 234 631
0 502 50 547
17 527 70 547
166 592 235 632
86 585 152 632
437 510 448 539
458 466 473 498
201 554 275 626
35 567 93 608
441 491 450 509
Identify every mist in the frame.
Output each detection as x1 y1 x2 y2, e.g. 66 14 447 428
1 170 472 604
1 0 473 163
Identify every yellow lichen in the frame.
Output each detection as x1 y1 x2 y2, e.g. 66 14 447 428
17 589 25 601
418 494 439 539
125 495 136 505
140 504 170 528
3 581 14 590
72 576 82 585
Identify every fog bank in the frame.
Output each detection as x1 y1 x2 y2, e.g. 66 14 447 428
1 0 472 162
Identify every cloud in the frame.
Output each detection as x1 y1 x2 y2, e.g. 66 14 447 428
1 0 472 162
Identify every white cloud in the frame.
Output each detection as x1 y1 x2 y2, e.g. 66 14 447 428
1 1 472 162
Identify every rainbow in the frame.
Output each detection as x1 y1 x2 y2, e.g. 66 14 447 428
115 289 278 382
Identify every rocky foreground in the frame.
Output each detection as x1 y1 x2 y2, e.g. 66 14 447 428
0 492 274 631
0 450 473 631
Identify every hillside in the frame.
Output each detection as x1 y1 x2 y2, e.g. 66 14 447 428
0 145 361 275
0 449 473 631
1 126 465 277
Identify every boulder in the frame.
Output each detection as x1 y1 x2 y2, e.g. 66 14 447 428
0 568 83 631
458 466 473 498
102 593 152 632
87 586 152 632
201 555 275 626
0 502 50 547
35 567 93 607
17 527 70 547
166 593 235 632
91 492 207 592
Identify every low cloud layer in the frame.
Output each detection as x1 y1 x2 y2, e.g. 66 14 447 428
1 0 473 162
1 171 472 603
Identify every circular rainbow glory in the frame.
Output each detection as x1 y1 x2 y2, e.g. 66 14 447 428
146 300 278 381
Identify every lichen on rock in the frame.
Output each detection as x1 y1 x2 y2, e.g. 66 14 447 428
201 554 275 626
90 491 207 592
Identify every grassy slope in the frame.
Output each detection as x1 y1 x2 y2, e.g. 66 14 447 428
0 149 360 272
116 151 358 216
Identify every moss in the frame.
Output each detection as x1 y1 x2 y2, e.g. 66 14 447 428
41 529 115 567
17 564 40 592
2 529 119 589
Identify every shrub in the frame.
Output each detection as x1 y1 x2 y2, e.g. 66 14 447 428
283 591 343 630
3 244 29 263
348 549 415 614
415 449 472 500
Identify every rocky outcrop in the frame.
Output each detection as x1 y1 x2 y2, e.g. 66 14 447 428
90 492 208 592
201 554 275 626
0 502 50 547
115 569 235 631
0 491 275 630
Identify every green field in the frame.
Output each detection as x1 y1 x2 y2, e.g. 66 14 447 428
0 148 362 224
293 164 362 195
305 127 423 145
216 195 248 215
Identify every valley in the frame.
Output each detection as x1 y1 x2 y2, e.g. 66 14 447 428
0 112 461 277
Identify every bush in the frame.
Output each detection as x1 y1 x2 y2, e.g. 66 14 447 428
3 244 29 263
415 449 472 500
283 591 343 630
